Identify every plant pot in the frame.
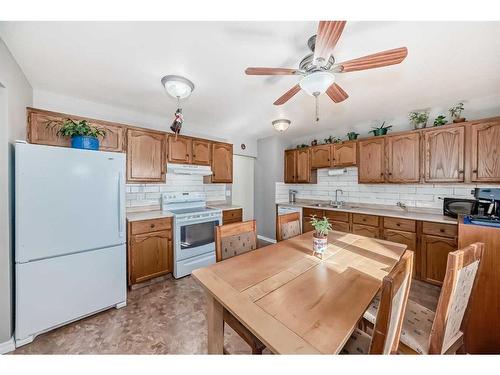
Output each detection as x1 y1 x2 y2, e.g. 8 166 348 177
71 136 99 151
313 233 328 254
453 117 466 123
371 128 389 136
347 133 359 140
412 121 427 130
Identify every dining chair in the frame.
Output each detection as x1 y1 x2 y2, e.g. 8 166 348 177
362 242 484 354
341 250 413 354
276 212 301 242
214 220 265 354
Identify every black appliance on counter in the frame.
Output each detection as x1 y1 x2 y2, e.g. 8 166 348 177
443 197 477 218
463 188 500 228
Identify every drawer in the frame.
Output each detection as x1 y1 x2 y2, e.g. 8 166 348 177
130 218 172 235
223 208 242 224
352 213 380 227
383 217 416 232
352 224 379 238
422 221 457 238
303 207 324 218
332 221 350 233
324 210 349 223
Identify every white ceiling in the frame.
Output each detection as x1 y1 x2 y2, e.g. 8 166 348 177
1 21 500 141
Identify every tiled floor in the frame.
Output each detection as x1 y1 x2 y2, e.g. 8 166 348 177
13 274 440 354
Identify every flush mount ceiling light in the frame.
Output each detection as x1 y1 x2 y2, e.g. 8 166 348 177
299 71 335 97
272 119 291 133
161 75 195 100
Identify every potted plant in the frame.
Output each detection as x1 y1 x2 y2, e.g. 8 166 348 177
347 131 359 140
369 121 392 136
55 119 106 150
311 139 318 146
433 115 447 127
449 102 465 123
310 215 332 256
408 111 429 129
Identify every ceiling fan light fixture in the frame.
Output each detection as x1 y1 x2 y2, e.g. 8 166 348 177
299 71 335 96
161 75 195 99
272 118 291 133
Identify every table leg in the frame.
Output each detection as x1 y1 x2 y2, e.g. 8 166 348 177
206 293 224 354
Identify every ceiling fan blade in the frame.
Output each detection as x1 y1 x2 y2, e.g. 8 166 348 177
245 67 299 75
273 84 301 105
313 21 347 66
326 83 349 103
337 47 408 73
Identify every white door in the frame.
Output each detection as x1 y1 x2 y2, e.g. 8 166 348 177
15 143 126 263
232 155 254 221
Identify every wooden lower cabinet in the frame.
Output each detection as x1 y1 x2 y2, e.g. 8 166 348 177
420 234 457 286
383 229 417 276
222 208 243 224
332 221 350 233
128 218 173 286
352 223 379 238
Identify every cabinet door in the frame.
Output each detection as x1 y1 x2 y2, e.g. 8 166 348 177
352 224 379 238
126 129 166 183
192 139 212 166
421 234 457 286
333 142 357 167
332 220 350 233
310 145 331 169
424 126 464 182
384 229 417 277
471 121 500 182
302 219 314 233
358 138 385 183
168 135 192 164
296 149 311 183
129 230 172 284
284 150 297 183
386 133 420 183
99 123 125 152
212 142 233 183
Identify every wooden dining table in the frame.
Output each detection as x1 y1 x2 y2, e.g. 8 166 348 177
192 230 407 354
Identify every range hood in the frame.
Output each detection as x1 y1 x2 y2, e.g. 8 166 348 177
166 163 213 176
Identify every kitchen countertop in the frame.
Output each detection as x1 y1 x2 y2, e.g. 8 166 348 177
207 203 242 211
277 200 457 224
126 210 174 222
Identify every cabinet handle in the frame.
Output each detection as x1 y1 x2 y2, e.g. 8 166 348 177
388 172 392 176
472 170 477 173
396 223 400 226
458 170 464 174
440 229 445 233
380 173 384 176
150 224 155 228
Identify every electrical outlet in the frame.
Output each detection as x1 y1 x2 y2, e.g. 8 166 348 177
225 190 231 197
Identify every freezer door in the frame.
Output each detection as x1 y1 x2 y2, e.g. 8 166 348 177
15 244 126 344
15 143 126 263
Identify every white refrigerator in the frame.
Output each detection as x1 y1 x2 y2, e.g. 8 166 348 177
14 142 127 347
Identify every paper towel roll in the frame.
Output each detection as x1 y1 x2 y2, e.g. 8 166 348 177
327 168 347 176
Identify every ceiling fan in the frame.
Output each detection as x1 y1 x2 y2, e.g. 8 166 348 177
245 21 408 120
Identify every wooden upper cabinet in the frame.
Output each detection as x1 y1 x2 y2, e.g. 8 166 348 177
27 107 124 152
126 129 166 183
168 135 192 164
358 138 385 183
333 141 357 167
424 126 464 182
296 148 311 183
284 150 296 183
386 133 420 183
192 139 212 166
310 145 331 169
470 121 500 182
211 142 233 183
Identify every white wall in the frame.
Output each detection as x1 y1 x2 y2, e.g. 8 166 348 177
0 37 33 347
232 155 255 221
254 135 291 241
276 167 494 209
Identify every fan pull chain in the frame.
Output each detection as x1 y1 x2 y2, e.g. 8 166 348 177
315 94 320 124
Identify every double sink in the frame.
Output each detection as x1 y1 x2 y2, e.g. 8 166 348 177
311 202 359 210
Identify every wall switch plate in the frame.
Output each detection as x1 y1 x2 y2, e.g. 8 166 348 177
226 190 231 197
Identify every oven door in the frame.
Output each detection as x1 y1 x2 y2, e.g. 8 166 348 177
174 216 221 261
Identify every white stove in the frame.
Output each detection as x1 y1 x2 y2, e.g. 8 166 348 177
162 192 222 278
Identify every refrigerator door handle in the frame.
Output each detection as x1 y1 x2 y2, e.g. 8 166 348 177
118 172 124 238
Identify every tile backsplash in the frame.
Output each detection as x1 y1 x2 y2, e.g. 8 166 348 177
276 167 490 209
126 173 227 209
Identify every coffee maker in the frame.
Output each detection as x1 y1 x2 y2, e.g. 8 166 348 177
466 188 500 227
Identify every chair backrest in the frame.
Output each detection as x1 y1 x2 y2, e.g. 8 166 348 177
215 220 257 262
370 250 413 354
428 242 484 354
276 212 301 242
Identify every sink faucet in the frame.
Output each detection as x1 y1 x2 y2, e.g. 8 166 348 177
331 189 344 206
397 201 407 210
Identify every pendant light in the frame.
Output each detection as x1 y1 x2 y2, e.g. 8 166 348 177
272 119 291 133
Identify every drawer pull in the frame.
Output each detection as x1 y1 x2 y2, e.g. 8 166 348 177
150 224 155 228
440 229 445 233
396 223 400 226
